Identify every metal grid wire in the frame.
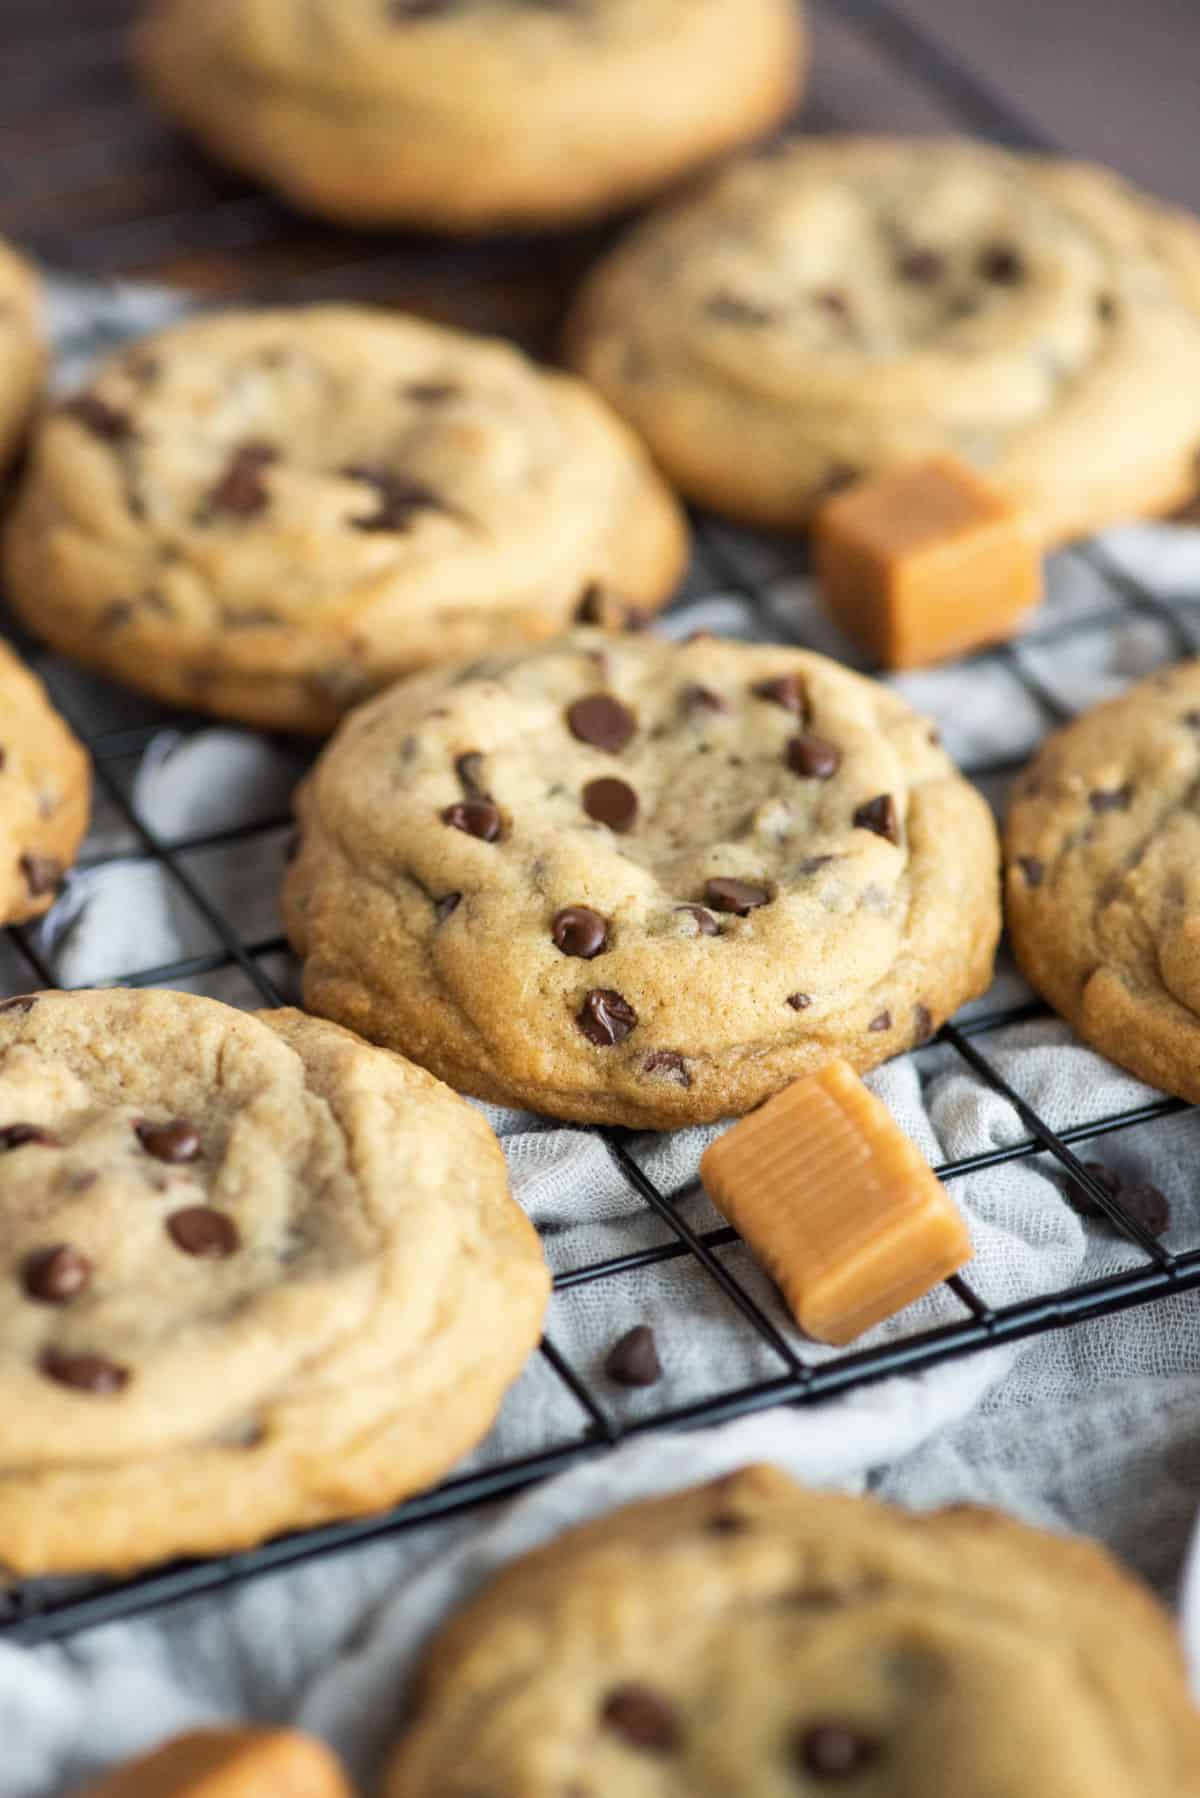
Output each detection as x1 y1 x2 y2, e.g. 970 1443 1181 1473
2 0 1200 1645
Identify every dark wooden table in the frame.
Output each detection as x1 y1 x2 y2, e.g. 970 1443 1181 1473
0 0 1194 350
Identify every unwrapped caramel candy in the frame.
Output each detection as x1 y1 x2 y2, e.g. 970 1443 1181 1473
75 1728 353 1798
700 1058 971 1344
812 457 1042 669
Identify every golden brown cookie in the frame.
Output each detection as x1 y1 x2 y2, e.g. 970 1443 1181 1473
0 988 549 1576
385 1465 1200 1795
282 630 1000 1127
2 305 687 734
0 236 42 472
0 640 90 925
133 0 805 233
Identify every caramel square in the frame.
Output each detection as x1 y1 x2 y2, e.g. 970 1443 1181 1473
812 456 1042 669
77 1728 353 1798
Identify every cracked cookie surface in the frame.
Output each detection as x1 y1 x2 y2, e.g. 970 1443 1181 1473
282 630 1000 1127
1006 660 1200 1102
566 136 1200 544
0 988 549 1575
384 1465 1200 1796
134 0 805 232
2 305 687 733
0 641 90 927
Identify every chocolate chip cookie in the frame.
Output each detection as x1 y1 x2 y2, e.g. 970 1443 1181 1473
384 1465 1200 1795
0 641 90 926
566 136 1200 544
133 0 805 233
0 236 42 472
1006 660 1200 1104
282 631 999 1127
0 988 549 1575
2 305 686 734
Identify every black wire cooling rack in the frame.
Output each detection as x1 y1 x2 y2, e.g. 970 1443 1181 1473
2 0 1200 1647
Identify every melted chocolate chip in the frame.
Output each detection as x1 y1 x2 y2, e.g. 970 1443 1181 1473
869 1010 892 1032
434 892 461 923
442 799 502 841
853 795 899 844
644 1051 690 1088
20 855 63 897
1088 784 1133 813
553 907 608 959
342 465 449 532
64 394 134 442
405 380 458 402
704 878 770 915
786 734 841 779
0 1124 56 1151
209 442 277 516
577 989 637 1046
454 751 488 797
787 992 811 1011
978 244 1025 284
601 1686 680 1752
41 1350 129 1395
913 1003 934 1044
567 694 636 753
676 905 720 936
23 1245 92 1304
708 1510 750 1534
752 674 808 716
705 291 774 326
682 685 729 715
897 248 946 284
793 1723 879 1778
1017 855 1044 887
0 996 37 1015
135 1119 202 1163
167 1207 240 1258
582 776 638 834
1068 1163 1170 1237
605 1324 662 1386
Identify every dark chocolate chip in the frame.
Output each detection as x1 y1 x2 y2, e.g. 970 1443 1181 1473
1088 784 1133 813
342 465 449 532
913 1003 934 1044
1017 855 1044 887
41 1350 130 1395
704 877 770 915
1183 710 1200 730
708 1511 751 1534
1068 1163 1170 1237
434 892 461 923
454 751 488 797
20 855 63 897
644 1051 690 1088
135 1119 202 1163
793 1723 879 1778
0 1123 56 1151
209 442 277 516
752 674 808 716
577 989 637 1046
705 291 774 326
405 380 458 402
896 248 946 284
853 795 899 843
0 996 36 1015
64 394 134 442
567 693 636 753
676 905 720 936
441 799 502 841
605 1324 663 1386
23 1245 92 1304
869 1009 892 1032
786 734 841 779
682 684 729 715
553 907 608 960
601 1686 680 1752
978 244 1025 284
787 992 811 1011
167 1207 240 1258
582 776 638 834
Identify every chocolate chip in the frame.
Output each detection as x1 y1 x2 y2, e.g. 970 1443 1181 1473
913 1003 934 1044
1088 784 1133 813
575 582 623 627
0 996 36 1015
23 1245 92 1304
793 1723 879 1778
342 465 449 532
454 751 488 797
978 244 1025 284
815 289 851 319
1017 855 1044 887
553 907 608 959
708 1511 751 1534
601 1686 680 1752
64 394 134 442
795 854 837 877
1183 710 1200 730
567 694 636 753
752 674 808 716
0 1124 56 1151
676 905 720 936
786 734 840 779
705 290 774 326
167 1207 240 1258
897 248 945 283
209 442 277 516
869 1010 892 1032
20 855 63 897
577 989 637 1046
405 380 458 402
605 1324 662 1386
1068 1163 1170 1237
682 685 728 715
434 892 461 923
135 1119 202 1163
41 1351 129 1395
704 878 770 915
787 992 811 1011
644 1051 690 1088
853 795 899 843
1096 292 1117 323
442 799 502 841
582 776 638 833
